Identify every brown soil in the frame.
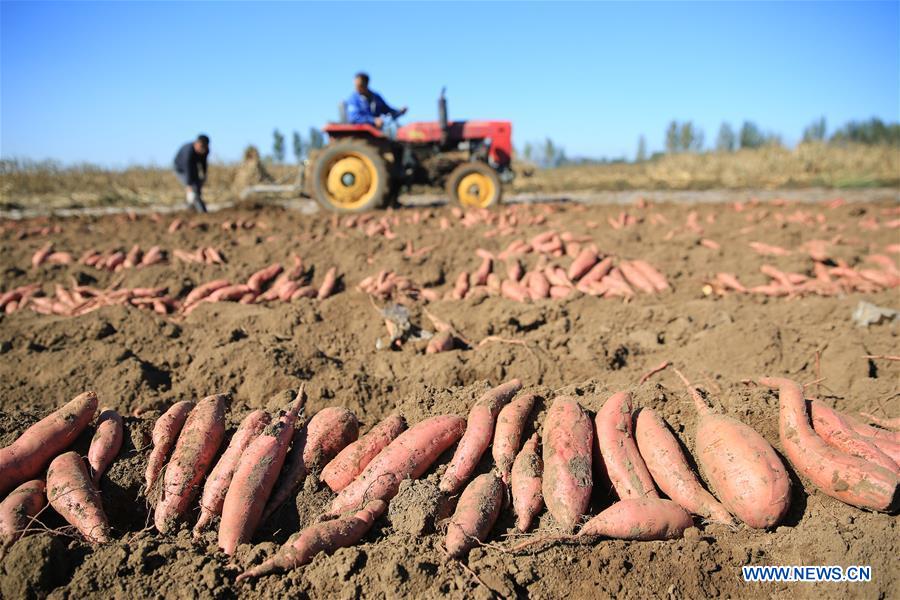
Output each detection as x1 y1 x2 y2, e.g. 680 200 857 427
0 193 898 599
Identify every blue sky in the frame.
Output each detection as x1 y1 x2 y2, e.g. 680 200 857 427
1 1 898 166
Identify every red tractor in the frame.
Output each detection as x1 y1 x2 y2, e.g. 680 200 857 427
304 90 513 212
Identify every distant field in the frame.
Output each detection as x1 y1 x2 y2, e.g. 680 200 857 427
1 143 897 211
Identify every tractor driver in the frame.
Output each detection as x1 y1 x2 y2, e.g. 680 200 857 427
346 72 407 129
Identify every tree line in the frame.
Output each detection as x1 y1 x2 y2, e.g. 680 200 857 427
269 128 326 164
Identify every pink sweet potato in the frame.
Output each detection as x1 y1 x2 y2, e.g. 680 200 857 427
263 406 359 521
511 433 543 532
440 379 523 494
317 267 338 299
631 259 669 291
492 393 537 484
0 479 46 553
155 394 227 532
88 409 124 486
567 248 598 281
595 392 658 500
219 389 306 555
237 499 386 582
145 400 195 493
542 396 593 531
809 400 898 474
634 408 733 524
194 409 271 537
761 377 898 512
426 330 455 354
321 414 407 493
445 473 504 558
579 498 692 540
618 261 656 294
0 391 98 495
677 370 790 528
184 279 230 306
247 263 283 293
47 452 111 543
329 414 466 516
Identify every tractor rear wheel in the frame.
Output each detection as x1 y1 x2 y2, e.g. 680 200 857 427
311 141 389 213
446 162 502 209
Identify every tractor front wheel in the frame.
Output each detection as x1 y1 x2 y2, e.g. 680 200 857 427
311 141 389 213
446 162 502 209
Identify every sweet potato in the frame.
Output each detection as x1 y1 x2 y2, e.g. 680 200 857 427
184 279 230 306
677 370 790 528
634 408 733 524
426 330 455 354
247 263 283 293
440 379 523 494
155 394 228 533
808 400 898 474
0 480 46 553
329 414 466 516
500 280 530 303
493 393 537 485
194 409 271 537
321 414 407 493
760 377 898 512
595 392 658 500
219 389 306 555
262 407 359 521
88 409 124 486
445 473 504 558
0 391 98 495
618 261 656 294
317 267 338 299
567 248 598 281
511 433 543 532
631 259 669 291
542 396 593 531
579 498 692 540
145 400 195 493
47 452 111 543
236 499 386 582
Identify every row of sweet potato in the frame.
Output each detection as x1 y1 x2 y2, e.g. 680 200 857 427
1 375 896 580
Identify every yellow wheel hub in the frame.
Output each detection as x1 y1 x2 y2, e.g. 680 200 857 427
457 172 496 208
324 153 378 209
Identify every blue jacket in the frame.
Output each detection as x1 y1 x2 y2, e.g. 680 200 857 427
173 142 207 185
346 90 401 126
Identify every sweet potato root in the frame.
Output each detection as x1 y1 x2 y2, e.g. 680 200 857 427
88 409 124 486
446 473 504 558
511 433 543 532
542 396 593 531
678 370 790 528
145 400 195 494
219 389 306 555
595 392 658 500
493 393 537 485
155 394 228 533
194 409 270 537
761 377 898 512
579 498 692 540
317 267 338 299
262 407 359 522
329 414 466 516
236 499 386 582
0 479 46 554
322 414 407 493
439 379 523 494
808 400 898 474
0 391 98 495
634 408 733 524
47 452 111 543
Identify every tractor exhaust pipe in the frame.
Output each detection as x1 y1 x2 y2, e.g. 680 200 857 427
438 87 449 146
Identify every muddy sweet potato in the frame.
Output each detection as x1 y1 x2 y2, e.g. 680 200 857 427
219 389 306 555
145 400 195 494
511 433 543 532
808 400 898 474
0 391 98 495
237 499 387 582
445 473 504 558
262 407 359 522
329 414 466 516
439 379 523 494
194 409 271 537
0 479 46 554
542 396 593 531
595 392 658 500
87 409 124 486
47 452 111 543
155 394 228 533
321 414 407 493
493 393 537 485
634 408 733 524
579 498 692 540
761 377 898 512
